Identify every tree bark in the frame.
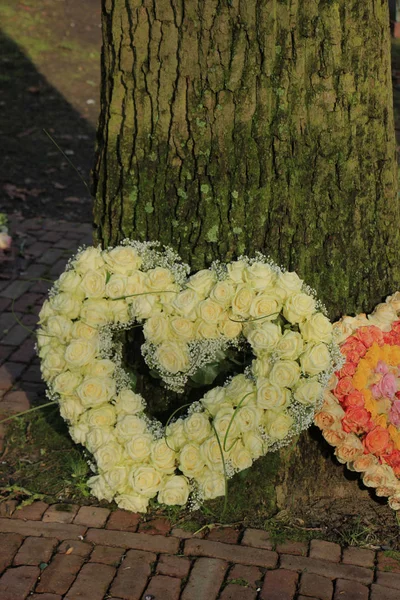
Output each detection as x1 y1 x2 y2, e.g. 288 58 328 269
93 0 400 518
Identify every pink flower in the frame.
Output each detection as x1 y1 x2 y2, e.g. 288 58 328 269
0 232 11 250
375 361 389 375
389 399 400 428
371 373 397 399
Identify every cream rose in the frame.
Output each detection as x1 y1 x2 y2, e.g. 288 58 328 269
115 492 149 512
300 313 333 344
71 321 98 340
368 303 398 331
85 359 115 378
106 274 127 299
172 289 200 318
156 341 190 374
362 464 395 488
256 379 287 410
58 396 85 423
132 294 161 320
229 441 253 471
115 389 144 415
213 407 240 443
126 434 153 462
195 320 220 339
264 411 294 440
198 468 225 499
103 245 142 274
276 271 303 299
242 431 265 459
225 374 256 403
41 350 66 379
178 443 205 477
335 436 364 464
235 405 261 432
94 441 124 472
170 317 194 341
64 339 97 368
283 293 316 324
69 422 89 445
87 475 114 502
227 260 247 283
249 295 281 321
186 269 217 297
294 377 322 405
166 418 188 451
300 343 331 376
251 358 272 378
85 404 117 428
125 271 147 300
80 299 111 327
183 412 212 443
201 387 230 416
85 427 115 453
74 247 105 274
115 415 147 440
158 475 190 505
57 270 83 296
45 315 73 342
244 262 277 291
219 316 243 339
143 314 172 344
269 360 300 389
247 322 281 353
76 377 116 407
146 267 175 290
53 371 83 396
130 465 163 497
200 436 226 472
109 299 130 323
151 439 176 473
103 466 129 492
81 270 106 298
211 280 235 306
197 299 223 323
38 300 56 323
50 292 81 319
275 330 304 360
231 285 255 318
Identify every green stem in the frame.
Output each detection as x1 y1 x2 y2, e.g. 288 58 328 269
209 416 229 519
0 401 58 425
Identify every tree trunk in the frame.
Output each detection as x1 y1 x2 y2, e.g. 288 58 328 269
93 0 400 518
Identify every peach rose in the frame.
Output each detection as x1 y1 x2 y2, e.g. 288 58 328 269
335 436 364 464
364 426 393 457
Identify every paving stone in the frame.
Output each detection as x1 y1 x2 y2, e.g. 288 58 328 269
106 509 140 532
110 549 155 600
37 248 65 265
184 539 278 569
370 583 400 599
333 578 369 600
13 537 58 566
12 293 43 312
1 323 31 346
377 551 400 573
309 539 341 562
89 545 124 566
143 575 181 600
0 312 21 336
0 298 11 312
181 557 227 600
0 565 39 599
299 572 333 600
73 506 110 528
0 345 13 365
64 562 116 600
0 533 23 573
260 568 298 600
1 390 31 419
85 528 179 554
276 540 308 556
57 540 93 558
241 528 273 550
19 262 48 280
227 564 263 589
20 364 43 383
43 504 79 524
12 501 49 521
280 554 373 585
156 554 191 578
208 527 240 544
0 363 25 390
0 500 17 518
375 570 400 589
1 280 32 299
30 594 63 600
342 546 375 568
35 554 84 594
0 517 87 540
138 517 171 535
25 242 52 258
10 339 36 363
220 584 257 600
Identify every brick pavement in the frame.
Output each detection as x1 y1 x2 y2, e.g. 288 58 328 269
0 217 400 599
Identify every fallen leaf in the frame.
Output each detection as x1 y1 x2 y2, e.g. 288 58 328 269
52 182 67 190
66 547 74 555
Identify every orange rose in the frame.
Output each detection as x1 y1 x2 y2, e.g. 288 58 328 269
341 407 372 434
333 377 354 400
364 426 393 457
340 337 367 363
354 326 384 348
337 361 357 379
341 390 365 409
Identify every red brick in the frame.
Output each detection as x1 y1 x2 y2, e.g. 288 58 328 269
35 554 84 594
309 539 341 562
0 517 87 540
260 569 298 600
143 575 181 600
12 293 43 312
0 565 39 599
42 504 79 524
276 540 308 556
298 597 319 600
0 363 25 390
138 517 171 535
228 564 262 589
13 537 57 566
30 595 62 600
299 572 333 600
0 500 17 518
85 528 179 554
73 506 110 528
375 570 400 589
0 533 23 573
12 501 49 521
57 540 93 558
89 545 124 566
106 509 140 532
184 538 278 569
342 546 375 568
370 583 400 599
220 584 257 600
20 365 42 383
110 549 155 600
377 551 400 573
63 562 116 600
241 528 273 549
181 557 227 600
333 578 369 600
280 554 373 585
208 526 240 544
157 555 191 578
10 339 36 363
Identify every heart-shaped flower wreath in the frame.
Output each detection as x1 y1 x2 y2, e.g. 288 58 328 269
37 241 341 513
314 294 400 512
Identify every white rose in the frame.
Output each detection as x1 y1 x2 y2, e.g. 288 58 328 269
225 375 255 403
69 422 89 444
85 359 115 378
300 313 333 344
45 316 73 342
158 475 190 506
131 294 160 320
300 343 331 375
276 271 303 299
227 260 247 283
88 474 114 502
197 468 225 499
179 443 205 477
38 299 57 323
244 262 277 291
249 294 281 321
146 267 175 290
213 407 240 444
283 293 316 324
74 247 105 274
58 396 85 423
264 411 294 440
210 281 235 306
229 441 253 471
251 358 272 378
202 387 230 416
115 389 144 415
41 350 66 379
130 465 163 497
85 404 117 428
195 320 220 339
246 322 281 353
294 377 323 405
86 427 115 453
200 436 226 472
275 330 304 360
386 291 400 313
71 321 98 340
156 341 190 374
151 439 176 473
172 289 200 318
64 339 97 367
197 299 223 323
50 293 81 319
109 299 130 323
126 434 153 462
186 269 216 297
103 245 142 275
231 285 255 318
53 371 83 396
57 270 83 296
235 405 261 432
218 316 243 339
94 441 124 471
166 418 188 451
80 299 111 327
183 412 212 444
103 466 129 492
256 379 287 410
143 314 171 344
269 360 300 388
106 274 127 299
116 415 147 440
115 492 149 513
125 270 147 300
242 431 265 459
170 317 195 341
81 270 106 298
76 377 116 407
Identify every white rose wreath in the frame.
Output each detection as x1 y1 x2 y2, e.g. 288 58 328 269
37 241 341 513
